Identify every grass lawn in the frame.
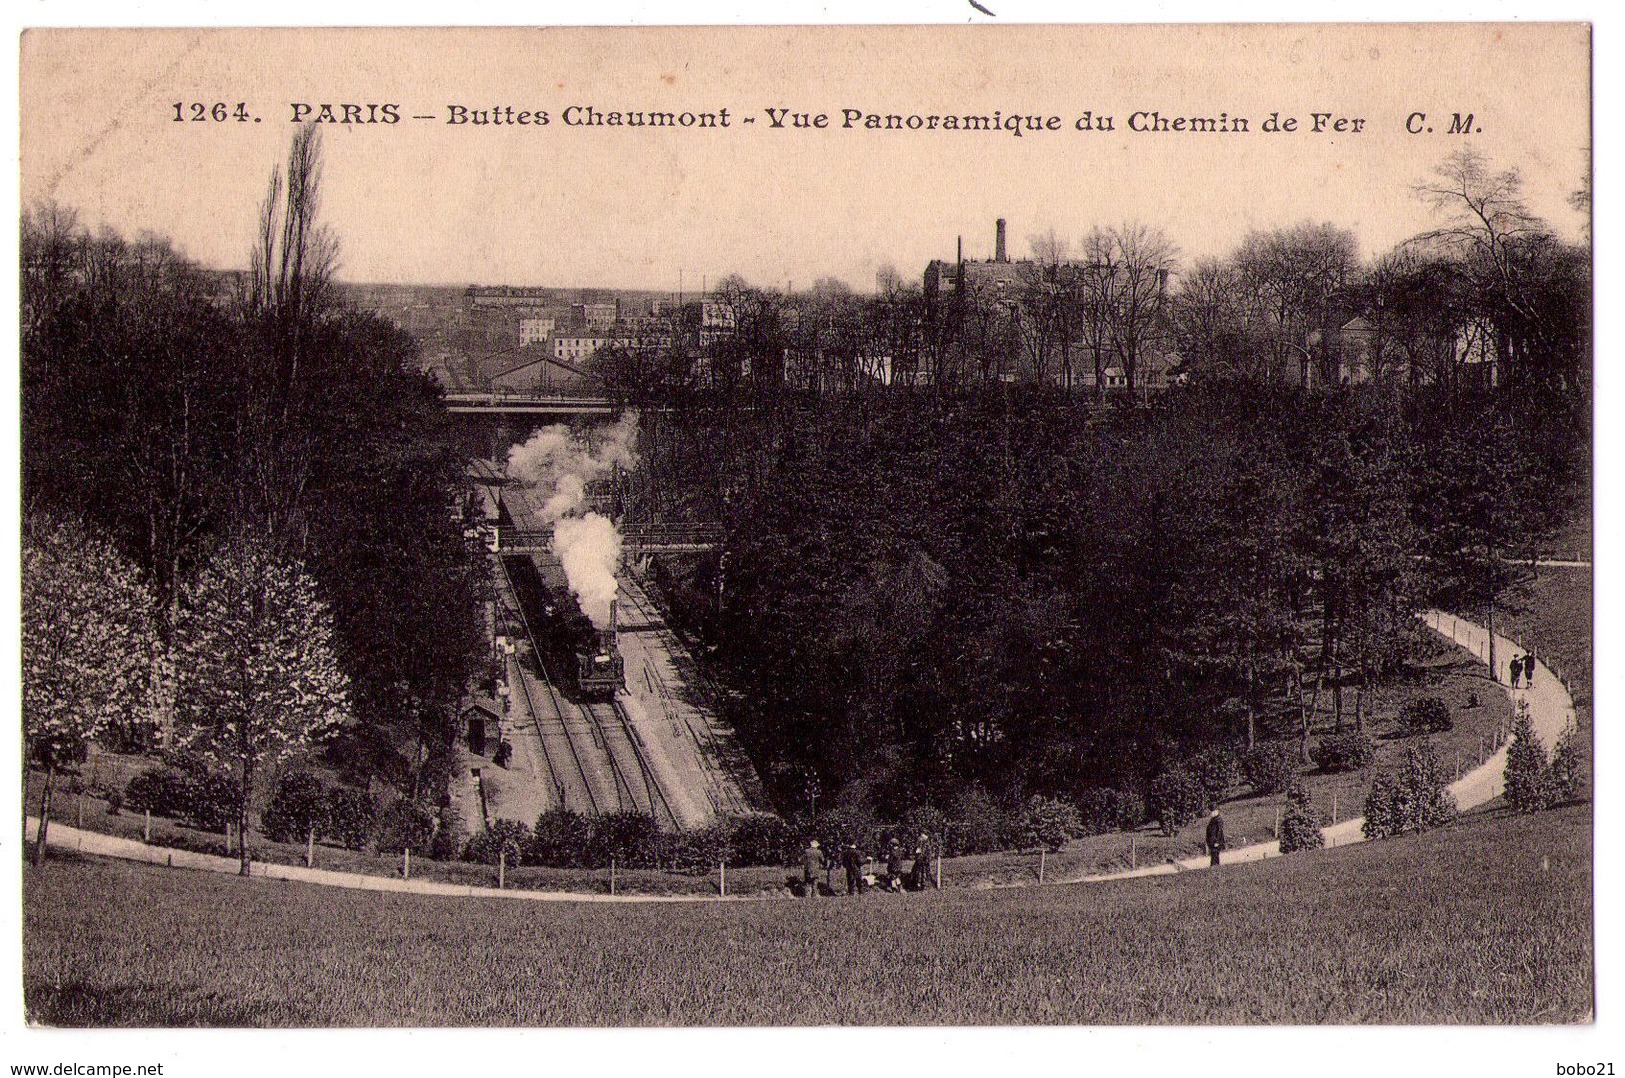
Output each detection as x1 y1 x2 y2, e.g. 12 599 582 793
23 800 1590 1026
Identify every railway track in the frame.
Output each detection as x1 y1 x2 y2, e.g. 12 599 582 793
485 457 685 831
616 574 755 822
496 555 603 816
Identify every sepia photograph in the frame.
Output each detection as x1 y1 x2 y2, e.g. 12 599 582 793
12 14 1600 1060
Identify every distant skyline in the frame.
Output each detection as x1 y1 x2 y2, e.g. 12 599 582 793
22 26 1590 294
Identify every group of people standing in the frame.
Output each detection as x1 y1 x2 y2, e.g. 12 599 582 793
1509 652 1538 689
800 834 937 897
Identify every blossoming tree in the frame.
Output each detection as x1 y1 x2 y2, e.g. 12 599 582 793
22 515 156 865
172 542 351 875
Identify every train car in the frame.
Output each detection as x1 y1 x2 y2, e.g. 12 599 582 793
502 552 624 701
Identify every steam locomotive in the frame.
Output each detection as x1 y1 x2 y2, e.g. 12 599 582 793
501 552 624 701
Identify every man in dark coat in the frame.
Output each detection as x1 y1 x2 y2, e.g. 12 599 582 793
1206 808 1225 866
1509 654 1524 688
801 839 823 897
1524 653 1537 688
840 842 865 895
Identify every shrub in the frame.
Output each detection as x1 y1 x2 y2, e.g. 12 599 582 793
104 788 124 816
1398 696 1453 736
262 770 329 844
810 805 879 858
1503 706 1551 813
323 786 377 850
1241 741 1300 795
1363 741 1457 839
726 813 798 867
1016 795 1080 852
946 784 1011 855
181 771 240 832
1549 723 1586 805
123 766 194 819
1277 785 1324 853
1147 770 1207 836
901 805 948 848
464 819 531 865
530 809 595 868
1186 746 1240 806
1312 732 1377 775
375 797 436 855
663 825 732 874
589 811 659 868
1075 787 1145 836
430 804 465 861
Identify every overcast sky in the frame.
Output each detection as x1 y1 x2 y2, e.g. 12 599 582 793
21 25 1589 293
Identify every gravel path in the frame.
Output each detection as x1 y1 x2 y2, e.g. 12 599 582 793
1065 608 1577 883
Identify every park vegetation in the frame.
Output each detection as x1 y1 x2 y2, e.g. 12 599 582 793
21 127 484 865
621 149 1588 834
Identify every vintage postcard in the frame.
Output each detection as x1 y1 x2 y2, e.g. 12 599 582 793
15 19 1596 1070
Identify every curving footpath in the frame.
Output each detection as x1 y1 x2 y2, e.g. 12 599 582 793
28 609 1577 904
1068 608 1579 883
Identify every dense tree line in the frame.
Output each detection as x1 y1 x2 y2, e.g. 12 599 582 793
628 149 1587 823
651 379 1577 822
21 131 483 806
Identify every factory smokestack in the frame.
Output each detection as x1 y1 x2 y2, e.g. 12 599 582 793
995 218 1007 263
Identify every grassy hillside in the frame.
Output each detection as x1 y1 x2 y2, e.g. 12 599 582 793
25 801 1590 1026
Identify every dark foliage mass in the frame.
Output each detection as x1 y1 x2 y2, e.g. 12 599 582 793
21 201 484 804
647 377 1577 826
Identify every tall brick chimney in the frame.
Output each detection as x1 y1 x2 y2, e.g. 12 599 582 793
995 218 1007 262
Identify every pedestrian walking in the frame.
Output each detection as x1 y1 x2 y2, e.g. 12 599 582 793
801 838 823 898
1206 808 1226 867
885 838 905 892
1524 653 1537 687
1509 654 1523 688
840 842 865 895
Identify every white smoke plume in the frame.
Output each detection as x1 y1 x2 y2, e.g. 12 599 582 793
551 515 622 627
506 413 640 628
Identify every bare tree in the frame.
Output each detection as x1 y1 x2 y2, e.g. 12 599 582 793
1098 224 1178 397
1412 149 1584 391
1234 222 1359 387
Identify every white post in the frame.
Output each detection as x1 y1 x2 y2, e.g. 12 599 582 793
143 810 151 844
1274 806 1281 837
719 860 726 897
306 828 315 869
499 850 506 890
1039 848 1046 884
935 855 942 890
403 848 411 879
1331 791 1338 824
1131 834 1137 869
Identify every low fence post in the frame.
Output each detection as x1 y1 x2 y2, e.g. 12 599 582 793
143 810 151 844
1038 848 1046 885
1331 791 1338 825
306 828 315 869
498 850 506 890
719 860 726 897
1130 834 1137 870
610 857 617 896
403 848 411 879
